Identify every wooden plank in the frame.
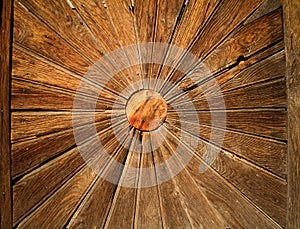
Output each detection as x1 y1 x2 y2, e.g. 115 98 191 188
245 0 281 24
284 0 300 227
154 0 219 91
11 110 111 142
199 125 287 178
168 7 283 93
104 130 141 228
18 0 103 62
134 133 162 228
163 126 286 228
190 0 265 59
173 77 286 110
69 0 138 94
166 122 287 226
12 44 128 102
150 0 184 90
167 109 287 141
220 50 285 91
159 125 281 228
195 40 285 98
13 147 85 225
153 128 227 228
134 0 157 86
66 131 132 228
0 0 12 227
17 166 97 228
69 0 120 53
104 0 143 90
12 128 75 179
13 1 90 75
11 79 122 111
204 8 283 77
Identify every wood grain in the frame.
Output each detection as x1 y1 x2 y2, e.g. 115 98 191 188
104 130 141 228
168 109 287 141
284 0 300 227
159 125 282 228
0 0 12 227
66 134 131 228
153 129 227 228
13 1 89 75
12 45 119 101
12 128 75 179
16 166 97 228
134 133 163 228
167 7 283 94
166 122 287 226
150 0 184 90
11 110 111 142
18 0 103 62
13 147 85 225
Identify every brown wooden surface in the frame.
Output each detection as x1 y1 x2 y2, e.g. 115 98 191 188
9 0 291 228
284 0 300 228
0 0 12 228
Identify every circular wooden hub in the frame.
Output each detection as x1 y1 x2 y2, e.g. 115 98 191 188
126 90 167 131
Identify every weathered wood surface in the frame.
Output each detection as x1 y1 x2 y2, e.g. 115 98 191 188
154 126 282 228
13 147 85 225
0 0 12 228
165 122 287 226
165 7 283 96
66 134 131 228
13 1 89 75
10 0 290 227
284 0 300 228
17 166 97 229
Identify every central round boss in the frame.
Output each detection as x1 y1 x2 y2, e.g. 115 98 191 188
126 90 167 131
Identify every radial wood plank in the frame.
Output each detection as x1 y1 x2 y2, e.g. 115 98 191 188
165 7 283 95
13 147 85 225
163 125 282 228
13 1 90 75
104 0 143 90
172 78 286 110
70 0 139 94
0 0 13 227
134 133 162 228
245 0 281 24
11 111 111 142
19 0 103 62
66 134 132 228
150 0 184 90
203 8 283 76
284 0 300 227
12 46 120 101
16 166 97 228
135 0 157 87
197 41 285 98
168 109 287 141
12 128 75 179
11 79 122 111
166 122 287 226
154 0 219 91
190 0 265 59
199 125 287 178
220 50 285 91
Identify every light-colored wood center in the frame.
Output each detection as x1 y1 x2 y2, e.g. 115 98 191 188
126 90 167 131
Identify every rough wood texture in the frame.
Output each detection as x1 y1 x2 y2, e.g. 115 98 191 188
17 166 97 229
9 0 290 227
0 0 12 228
284 0 300 228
